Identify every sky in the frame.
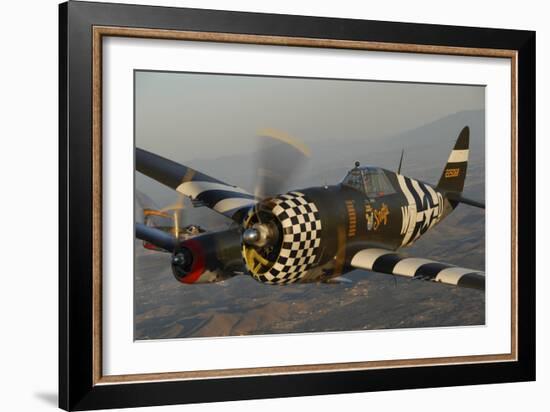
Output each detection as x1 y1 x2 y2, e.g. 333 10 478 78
135 70 484 161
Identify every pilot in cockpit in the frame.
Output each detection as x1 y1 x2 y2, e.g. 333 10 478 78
342 161 395 198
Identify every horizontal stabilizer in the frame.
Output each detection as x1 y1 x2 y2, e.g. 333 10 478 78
446 192 485 209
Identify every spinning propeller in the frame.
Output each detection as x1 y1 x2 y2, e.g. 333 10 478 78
160 193 186 239
243 129 311 250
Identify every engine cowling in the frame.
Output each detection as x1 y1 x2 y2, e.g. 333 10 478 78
172 230 242 284
241 191 323 284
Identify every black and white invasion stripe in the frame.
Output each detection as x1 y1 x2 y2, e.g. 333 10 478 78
397 175 444 247
136 148 257 219
350 248 484 290
176 181 256 217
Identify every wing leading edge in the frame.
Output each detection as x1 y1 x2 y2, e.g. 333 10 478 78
136 148 257 220
350 248 484 291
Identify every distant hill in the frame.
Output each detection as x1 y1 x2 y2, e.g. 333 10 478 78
145 109 484 196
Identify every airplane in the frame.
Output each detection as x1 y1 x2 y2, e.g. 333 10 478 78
135 126 485 290
140 199 207 252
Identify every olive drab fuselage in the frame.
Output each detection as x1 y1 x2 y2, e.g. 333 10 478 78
240 166 454 284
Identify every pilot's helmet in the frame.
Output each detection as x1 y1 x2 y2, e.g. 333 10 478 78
186 224 200 235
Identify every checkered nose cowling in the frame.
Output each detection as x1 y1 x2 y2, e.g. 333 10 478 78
242 191 323 285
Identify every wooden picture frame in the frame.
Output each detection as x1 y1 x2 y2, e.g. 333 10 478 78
59 1 535 410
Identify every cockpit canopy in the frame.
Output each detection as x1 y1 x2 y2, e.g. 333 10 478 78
342 165 395 198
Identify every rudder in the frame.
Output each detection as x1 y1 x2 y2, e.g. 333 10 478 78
436 126 469 193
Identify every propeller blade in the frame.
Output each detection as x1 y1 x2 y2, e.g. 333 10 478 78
254 128 311 199
160 192 186 212
158 193 187 238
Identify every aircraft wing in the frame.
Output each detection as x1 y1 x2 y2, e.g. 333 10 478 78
136 148 257 221
350 248 485 291
135 222 177 252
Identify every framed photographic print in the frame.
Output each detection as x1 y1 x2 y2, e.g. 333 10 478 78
59 1 535 410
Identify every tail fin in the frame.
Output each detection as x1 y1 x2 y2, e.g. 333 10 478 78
437 126 469 193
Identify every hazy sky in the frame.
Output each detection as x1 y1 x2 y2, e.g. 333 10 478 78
135 71 484 162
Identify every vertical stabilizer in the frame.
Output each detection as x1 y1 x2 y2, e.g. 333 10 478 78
436 126 469 193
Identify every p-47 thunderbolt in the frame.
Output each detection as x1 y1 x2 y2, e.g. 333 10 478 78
136 126 485 290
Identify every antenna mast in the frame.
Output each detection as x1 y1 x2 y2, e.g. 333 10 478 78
397 149 405 174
